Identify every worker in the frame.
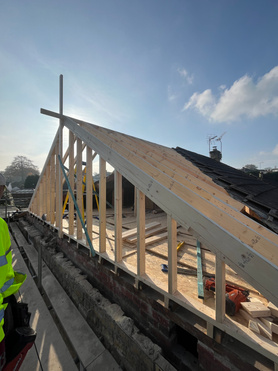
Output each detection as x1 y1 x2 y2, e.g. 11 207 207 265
0 173 27 369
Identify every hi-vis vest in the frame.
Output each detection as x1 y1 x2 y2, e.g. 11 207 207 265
0 218 26 342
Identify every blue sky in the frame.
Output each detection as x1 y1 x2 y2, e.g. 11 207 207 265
1 0 278 173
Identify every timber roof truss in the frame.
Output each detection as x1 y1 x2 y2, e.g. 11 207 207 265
29 78 278 364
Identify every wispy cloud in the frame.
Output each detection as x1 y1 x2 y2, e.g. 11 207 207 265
259 144 278 157
184 89 215 117
168 68 194 102
167 86 177 102
68 78 130 126
178 68 194 85
183 66 278 123
253 144 278 169
273 144 278 156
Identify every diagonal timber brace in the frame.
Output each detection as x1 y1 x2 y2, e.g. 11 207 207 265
57 155 95 256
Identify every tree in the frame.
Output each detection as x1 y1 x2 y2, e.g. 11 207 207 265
4 156 40 188
24 174 40 189
242 164 258 172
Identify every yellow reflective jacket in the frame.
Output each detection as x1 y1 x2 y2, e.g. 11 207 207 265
0 218 26 341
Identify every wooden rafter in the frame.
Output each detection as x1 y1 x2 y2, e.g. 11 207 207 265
25 99 278 364
42 113 277 308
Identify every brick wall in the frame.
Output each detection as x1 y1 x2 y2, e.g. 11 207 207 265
20 215 274 371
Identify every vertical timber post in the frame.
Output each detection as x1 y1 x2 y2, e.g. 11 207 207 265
50 151 55 224
114 171 122 262
39 175 43 218
55 142 60 227
76 138 83 240
137 189 145 276
68 131 74 235
86 147 93 254
42 175 46 218
99 157 106 253
216 256 226 323
46 164 51 222
168 215 177 295
133 186 137 217
58 74 63 237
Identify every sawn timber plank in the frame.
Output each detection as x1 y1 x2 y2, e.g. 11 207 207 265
145 232 168 246
239 309 272 340
125 225 167 244
241 302 271 318
122 221 161 239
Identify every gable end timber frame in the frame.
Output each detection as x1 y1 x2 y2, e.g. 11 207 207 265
28 86 278 363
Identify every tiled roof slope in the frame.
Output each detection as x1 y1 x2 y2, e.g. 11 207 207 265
175 147 278 233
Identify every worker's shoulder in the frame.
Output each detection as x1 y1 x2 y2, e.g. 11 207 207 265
0 218 8 229
0 218 9 236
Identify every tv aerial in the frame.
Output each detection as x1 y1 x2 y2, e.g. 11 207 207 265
208 135 217 152
208 132 227 161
